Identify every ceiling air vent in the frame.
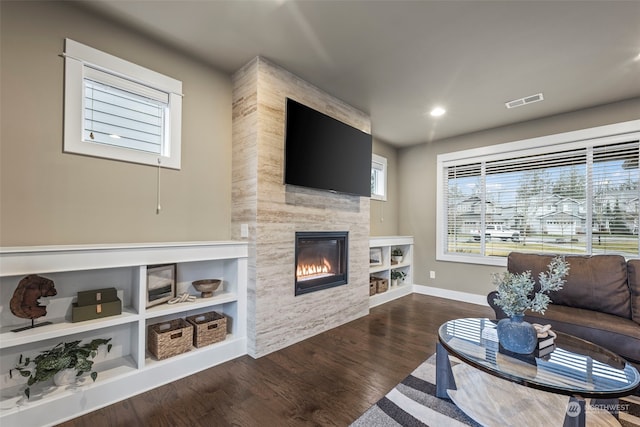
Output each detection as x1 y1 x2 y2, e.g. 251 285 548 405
505 93 544 109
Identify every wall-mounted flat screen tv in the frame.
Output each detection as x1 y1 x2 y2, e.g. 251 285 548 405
284 98 372 197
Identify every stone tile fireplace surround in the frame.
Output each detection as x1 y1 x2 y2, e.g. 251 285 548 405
231 57 371 358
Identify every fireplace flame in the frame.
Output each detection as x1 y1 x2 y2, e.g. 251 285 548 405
297 258 333 281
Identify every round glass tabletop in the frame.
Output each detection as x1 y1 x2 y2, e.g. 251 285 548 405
438 318 640 398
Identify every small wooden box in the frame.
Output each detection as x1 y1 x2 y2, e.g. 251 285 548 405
186 311 227 348
71 298 122 322
148 318 193 360
76 287 119 306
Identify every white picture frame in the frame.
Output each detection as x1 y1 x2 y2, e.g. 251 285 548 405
146 263 176 307
369 248 383 266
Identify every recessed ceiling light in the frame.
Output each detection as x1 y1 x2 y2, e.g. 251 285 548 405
430 107 446 117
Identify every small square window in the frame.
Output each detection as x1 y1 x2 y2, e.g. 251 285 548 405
64 39 182 169
371 154 387 201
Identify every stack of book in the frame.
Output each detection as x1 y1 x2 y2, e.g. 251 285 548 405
481 324 499 351
534 332 556 358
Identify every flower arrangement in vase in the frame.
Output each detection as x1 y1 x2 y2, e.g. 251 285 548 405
492 256 569 353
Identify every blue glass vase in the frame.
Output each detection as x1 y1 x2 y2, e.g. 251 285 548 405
496 314 537 354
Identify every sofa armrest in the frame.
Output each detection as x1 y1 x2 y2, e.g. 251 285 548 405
487 290 508 319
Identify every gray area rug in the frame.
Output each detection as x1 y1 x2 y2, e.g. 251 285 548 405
351 354 640 427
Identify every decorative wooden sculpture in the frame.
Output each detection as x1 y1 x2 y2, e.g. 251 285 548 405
10 274 57 320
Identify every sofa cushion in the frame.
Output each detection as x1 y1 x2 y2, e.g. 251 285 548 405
507 252 631 320
627 259 640 325
523 304 640 363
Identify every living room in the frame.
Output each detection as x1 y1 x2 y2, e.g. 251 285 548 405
2 1 639 426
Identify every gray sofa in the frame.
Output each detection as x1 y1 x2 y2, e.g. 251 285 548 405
487 252 640 364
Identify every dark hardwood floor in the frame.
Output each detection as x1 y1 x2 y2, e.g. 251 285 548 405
58 294 494 427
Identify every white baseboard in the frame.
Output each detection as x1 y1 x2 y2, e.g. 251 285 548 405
369 283 413 308
412 284 489 306
369 283 489 308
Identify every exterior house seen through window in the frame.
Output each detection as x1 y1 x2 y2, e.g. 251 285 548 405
437 121 640 266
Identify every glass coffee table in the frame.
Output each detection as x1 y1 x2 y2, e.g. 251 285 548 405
437 318 639 427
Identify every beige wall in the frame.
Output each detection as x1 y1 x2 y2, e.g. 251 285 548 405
399 97 640 298
0 1 232 246
370 138 399 236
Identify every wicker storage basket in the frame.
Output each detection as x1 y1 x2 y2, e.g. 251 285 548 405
148 318 193 360
186 311 227 348
376 278 389 294
369 278 377 296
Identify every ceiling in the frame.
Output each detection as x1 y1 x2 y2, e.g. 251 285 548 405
79 0 640 147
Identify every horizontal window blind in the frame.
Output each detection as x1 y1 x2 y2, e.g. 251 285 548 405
441 137 639 260
445 163 482 255
371 167 383 194
371 154 387 201
591 141 639 254
485 149 586 175
85 66 170 103
83 67 168 155
371 163 384 196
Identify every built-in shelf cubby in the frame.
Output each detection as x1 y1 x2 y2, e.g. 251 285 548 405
369 236 414 307
0 241 247 427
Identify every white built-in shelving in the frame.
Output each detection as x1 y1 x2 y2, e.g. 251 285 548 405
0 241 247 427
369 236 413 307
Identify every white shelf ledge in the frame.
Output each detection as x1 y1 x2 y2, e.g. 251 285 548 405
0 241 248 277
0 309 139 349
0 356 137 416
144 333 241 368
144 291 238 320
369 284 413 308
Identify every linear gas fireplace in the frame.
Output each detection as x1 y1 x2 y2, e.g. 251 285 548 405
295 231 348 296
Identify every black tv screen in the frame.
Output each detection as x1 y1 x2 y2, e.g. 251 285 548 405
284 98 372 197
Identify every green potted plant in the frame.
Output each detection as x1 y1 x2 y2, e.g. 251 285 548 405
391 248 403 264
390 270 407 287
492 256 569 353
11 338 112 399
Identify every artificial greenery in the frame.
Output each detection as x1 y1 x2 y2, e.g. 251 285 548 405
11 338 112 399
492 256 569 317
391 248 403 257
390 270 407 281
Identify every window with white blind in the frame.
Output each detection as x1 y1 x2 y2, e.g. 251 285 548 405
437 121 640 266
63 39 182 169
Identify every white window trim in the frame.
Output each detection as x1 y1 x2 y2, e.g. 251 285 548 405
63 39 182 169
371 153 388 201
436 119 640 266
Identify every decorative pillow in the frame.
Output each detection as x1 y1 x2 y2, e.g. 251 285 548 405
507 252 631 320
